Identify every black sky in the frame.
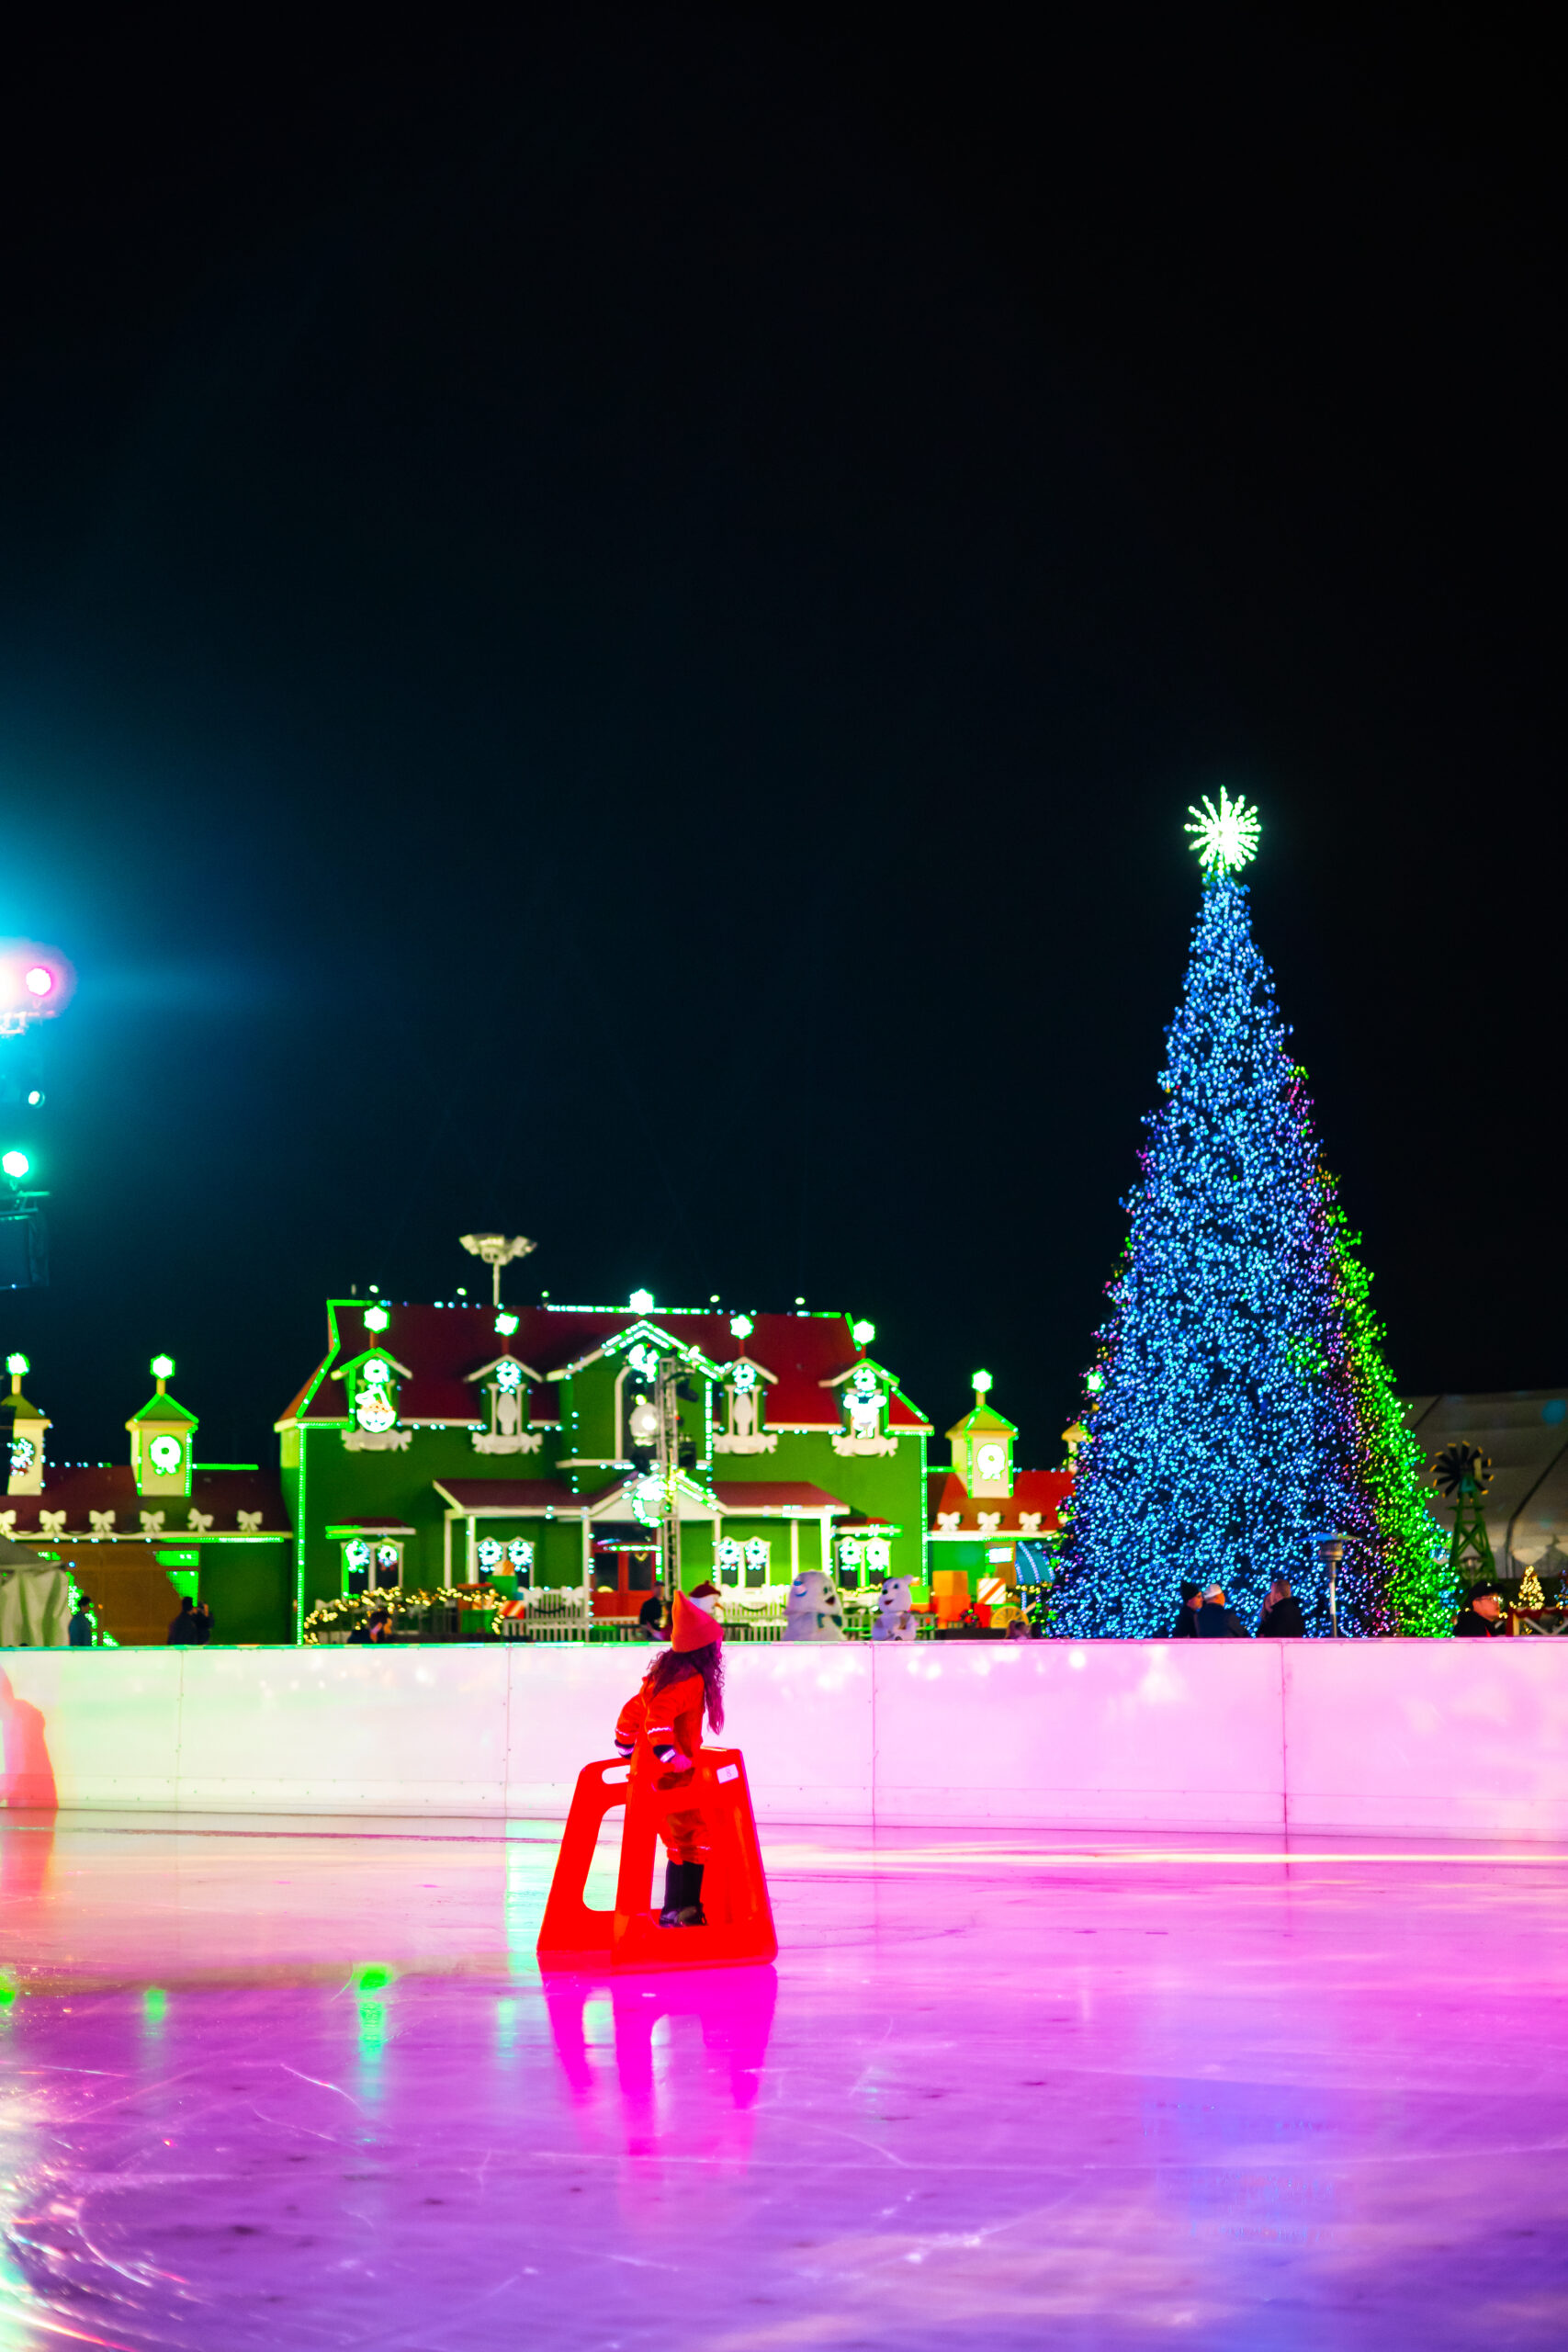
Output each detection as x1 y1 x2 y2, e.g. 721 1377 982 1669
1 6 1562 1467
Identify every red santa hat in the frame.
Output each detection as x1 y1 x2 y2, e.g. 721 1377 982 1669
671 1588 723 1651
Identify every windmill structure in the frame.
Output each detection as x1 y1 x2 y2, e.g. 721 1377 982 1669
458 1232 536 1308
1431 1440 1495 1590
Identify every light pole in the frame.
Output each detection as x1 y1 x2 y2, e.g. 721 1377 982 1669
1314 1532 1348 1637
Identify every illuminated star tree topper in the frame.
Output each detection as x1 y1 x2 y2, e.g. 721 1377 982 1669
1185 786 1261 876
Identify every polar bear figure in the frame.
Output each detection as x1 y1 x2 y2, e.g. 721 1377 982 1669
784 1570 844 1642
870 1575 918 1642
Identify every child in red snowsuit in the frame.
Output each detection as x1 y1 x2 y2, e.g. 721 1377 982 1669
614 1586 725 1928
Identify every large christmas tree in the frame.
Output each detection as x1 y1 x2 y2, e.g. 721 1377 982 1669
1052 792 1450 1638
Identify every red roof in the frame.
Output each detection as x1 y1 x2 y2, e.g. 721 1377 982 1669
430 1476 851 1518
713 1482 851 1515
432 1479 581 1513
281 1302 931 1430
3 1463 287 1537
926 1467 1073 1534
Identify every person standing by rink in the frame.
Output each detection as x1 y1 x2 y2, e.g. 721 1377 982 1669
1453 1579 1506 1636
1171 1580 1202 1635
1196 1585 1248 1636
1257 1577 1306 1637
614 1587 725 1928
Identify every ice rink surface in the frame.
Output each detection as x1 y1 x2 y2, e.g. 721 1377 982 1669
3 1806 1567 2349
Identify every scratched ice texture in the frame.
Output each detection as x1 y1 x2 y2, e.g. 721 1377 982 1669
3 1810 1568 2349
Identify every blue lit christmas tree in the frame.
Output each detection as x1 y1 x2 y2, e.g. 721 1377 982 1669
1052 792 1449 1637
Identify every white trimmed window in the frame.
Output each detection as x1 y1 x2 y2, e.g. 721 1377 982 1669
475 1535 536 1583
343 1536 403 1594
715 1535 772 1588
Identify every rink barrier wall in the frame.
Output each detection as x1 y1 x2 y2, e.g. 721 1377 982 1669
4 1642 1567 1838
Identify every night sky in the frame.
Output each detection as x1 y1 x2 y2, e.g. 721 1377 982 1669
1 9 1561 1470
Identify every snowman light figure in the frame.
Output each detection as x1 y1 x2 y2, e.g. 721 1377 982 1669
845 1364 883 1441
493 1360 525 1440
355 1361 397 1435
728 1362 760 1442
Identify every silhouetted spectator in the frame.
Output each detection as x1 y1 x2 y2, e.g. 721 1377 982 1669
637 1590 671 1640
1258 1577 1306 1638
68 1596 96 1647
1171 1580 1202 1636
167 1596 200 1645
1196 1584 1248 1637
1453 1580 1506 1637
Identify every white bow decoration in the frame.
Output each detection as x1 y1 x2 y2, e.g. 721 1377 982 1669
1019 1511 1043 1535
39 1509 67 1535
937 1510 961 1532
0 1510 15 1537
89 1510 117 1536
187 1509 214 1533
977 1511 1002 1535
140 1510 165 1536
237 1510 263 1532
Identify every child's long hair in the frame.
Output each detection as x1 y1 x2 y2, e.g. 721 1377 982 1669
644 1639 724 1735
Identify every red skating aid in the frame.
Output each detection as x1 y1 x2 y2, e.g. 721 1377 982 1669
537 1747 777 1971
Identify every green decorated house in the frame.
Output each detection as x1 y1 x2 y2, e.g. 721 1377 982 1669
1 1351 292 1645
278 1295 940 1629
